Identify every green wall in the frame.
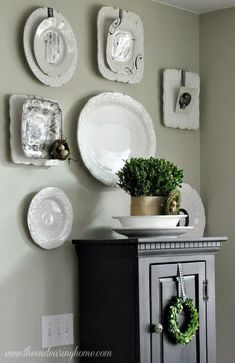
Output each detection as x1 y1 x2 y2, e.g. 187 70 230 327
200 8 235 362
0 0 200 361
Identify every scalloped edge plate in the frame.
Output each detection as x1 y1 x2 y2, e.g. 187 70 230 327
27 187 73 249
77 92 156 187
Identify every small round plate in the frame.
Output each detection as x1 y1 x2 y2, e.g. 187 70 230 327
34 17 75 77
27 187 73 249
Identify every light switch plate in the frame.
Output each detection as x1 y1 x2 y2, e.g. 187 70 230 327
42 314 74 348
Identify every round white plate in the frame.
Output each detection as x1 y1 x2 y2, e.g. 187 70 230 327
28 187 73 249
34 17 76 77
78 92 156 187
113 215 187 228
179 183 206 237
23 8 78 87
114 226 194 238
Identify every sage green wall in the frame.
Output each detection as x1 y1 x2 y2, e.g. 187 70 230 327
0 0 199 361
200 8 235 363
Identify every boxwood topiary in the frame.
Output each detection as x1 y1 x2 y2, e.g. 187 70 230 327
117 157 183 197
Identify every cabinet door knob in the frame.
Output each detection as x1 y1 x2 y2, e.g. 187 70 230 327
152 323 163 334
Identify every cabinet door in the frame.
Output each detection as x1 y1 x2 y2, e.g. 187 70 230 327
150 262 207 363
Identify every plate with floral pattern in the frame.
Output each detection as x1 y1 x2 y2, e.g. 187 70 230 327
21 97 62 159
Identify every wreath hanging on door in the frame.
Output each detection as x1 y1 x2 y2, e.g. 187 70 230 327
167 263 199 345
168 296 199 345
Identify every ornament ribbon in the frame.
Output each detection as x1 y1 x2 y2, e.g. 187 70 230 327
177 263 186 300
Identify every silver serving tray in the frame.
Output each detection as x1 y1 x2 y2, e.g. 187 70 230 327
21 97 62 159
9 95 59 166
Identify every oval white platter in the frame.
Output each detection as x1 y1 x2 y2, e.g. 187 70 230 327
113 215 187 229
77 92 157 187
179 183 206 237
27 187 73 249
24 7 78 87
114 226 194 238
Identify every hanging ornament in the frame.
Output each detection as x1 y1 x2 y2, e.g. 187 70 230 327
167 264 199 345
175 69 196 115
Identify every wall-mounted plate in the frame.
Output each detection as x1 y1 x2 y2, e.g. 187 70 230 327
179 183 206 237
28 187 73 249
163 69 200 129
21 97 62 159
9 95 59 166
34 17 76 78
106 16 143 78
23 7 78 87
77 92 156 187
98 6 144 84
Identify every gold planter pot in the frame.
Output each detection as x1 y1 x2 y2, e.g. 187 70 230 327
131 196 166 216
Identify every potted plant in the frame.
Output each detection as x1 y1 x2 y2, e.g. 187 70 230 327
117 157 183 216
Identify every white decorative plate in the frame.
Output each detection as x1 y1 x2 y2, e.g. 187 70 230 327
34 16 76 77
21 97 62 159
9 95 59 166
106 16 143 78
27 187 73 249
163 69 200 129
114 226 194 238
98 7 144 84
78 92 156 187
179 183 206 237
23 7 78 87
113 215 187 229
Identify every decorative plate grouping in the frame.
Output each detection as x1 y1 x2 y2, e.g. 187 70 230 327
8 5 203 249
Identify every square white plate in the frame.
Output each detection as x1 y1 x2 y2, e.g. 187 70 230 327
163 69 200 130
98 6 144 84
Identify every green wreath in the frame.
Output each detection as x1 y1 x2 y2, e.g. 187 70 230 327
168 297 199 345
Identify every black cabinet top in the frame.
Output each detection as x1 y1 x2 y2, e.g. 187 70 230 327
73 236 227 244
73 236 227 256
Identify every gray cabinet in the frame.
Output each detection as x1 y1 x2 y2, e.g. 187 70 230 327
73 237 227 363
